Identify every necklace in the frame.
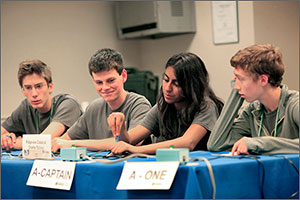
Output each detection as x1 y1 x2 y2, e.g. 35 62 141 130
36 99 55 134
258 88 282 137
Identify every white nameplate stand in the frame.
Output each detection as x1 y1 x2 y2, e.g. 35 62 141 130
117 161 179 190
22 134 51 159
27 160 76 190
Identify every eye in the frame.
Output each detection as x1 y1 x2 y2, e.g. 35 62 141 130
35 83 43 89
173 82 179 87
95 80 102 85
24 85 32 90
238 77 245 81
108 78 115 83
163 75 169 82
235 75 241 81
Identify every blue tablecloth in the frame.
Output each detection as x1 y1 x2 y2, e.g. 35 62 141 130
1 150 299 199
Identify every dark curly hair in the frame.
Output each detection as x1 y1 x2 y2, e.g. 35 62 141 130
88 48 124 76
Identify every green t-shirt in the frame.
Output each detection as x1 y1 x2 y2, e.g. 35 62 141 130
141 99 220 150
67 92 152 139
2 94 83 136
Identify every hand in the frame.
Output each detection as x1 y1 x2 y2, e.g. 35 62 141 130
107 112 126 139
1 133 17 150
51 137 73 152
13 136 23 149
231 137 250 155
110 141 137 155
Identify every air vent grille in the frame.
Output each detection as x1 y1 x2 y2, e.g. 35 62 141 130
171 1 183 16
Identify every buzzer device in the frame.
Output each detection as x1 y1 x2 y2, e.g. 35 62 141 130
156 147 189 162
60 146 87 161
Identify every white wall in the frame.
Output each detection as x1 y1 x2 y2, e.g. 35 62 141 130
1 1 141 117
253 1 299 91
1 1 298 118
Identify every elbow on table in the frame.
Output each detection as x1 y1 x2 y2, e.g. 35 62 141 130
207 142 220 152
188 145 195 151
180 135 202 151
186 140 199 151
207 142 233 152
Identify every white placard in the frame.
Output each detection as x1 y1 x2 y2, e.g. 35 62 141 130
26 160 76 190
212 152 238 156
211 1 239 44
22 134 51 159
117 161 179 190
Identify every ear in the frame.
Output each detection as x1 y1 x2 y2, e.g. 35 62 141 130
122 69 127 83
22 88 26 97
259 74 269 86
48 82 54 94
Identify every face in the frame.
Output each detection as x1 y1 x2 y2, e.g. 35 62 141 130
92 69 127 104
22 73 53 113
162 66 184 108
233 66 263 102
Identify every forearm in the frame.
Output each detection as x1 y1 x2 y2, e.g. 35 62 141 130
127 125 150 145
120 128 130 143
245 137 299 155
60 132 72 140
41 122 66 138
134 136 197 155
207 88 244 151
68 138 116 151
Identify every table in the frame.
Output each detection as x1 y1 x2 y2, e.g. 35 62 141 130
1 150 299 199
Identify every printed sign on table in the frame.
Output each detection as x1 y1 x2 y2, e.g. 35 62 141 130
22 134 51 159
27 160 76 190
117 161 179 190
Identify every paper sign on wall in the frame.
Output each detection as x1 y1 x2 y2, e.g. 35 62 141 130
26 160 76 190
22 134 51 159
117 161 179 190
211 1 239 44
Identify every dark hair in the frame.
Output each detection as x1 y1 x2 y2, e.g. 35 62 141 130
88 48 124 76
18 60 52 87
157 52 223 139
230 44 284 87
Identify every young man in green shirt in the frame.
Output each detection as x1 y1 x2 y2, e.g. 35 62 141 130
1 60 83 150
208 44 299 155
51 48 151 152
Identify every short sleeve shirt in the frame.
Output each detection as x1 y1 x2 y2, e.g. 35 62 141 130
67 92 152 139
2 94 83 136
141 100 219 150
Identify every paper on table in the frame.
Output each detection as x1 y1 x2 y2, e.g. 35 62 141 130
211 152 238 156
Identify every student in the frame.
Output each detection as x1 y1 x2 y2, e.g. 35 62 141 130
51 48 151 152
1 60 83 150
207 44 299 155
107 52 224 155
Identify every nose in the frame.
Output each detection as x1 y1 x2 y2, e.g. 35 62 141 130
164 82 172 92
233 79 240 90
102 82 110 90
31 87 39 97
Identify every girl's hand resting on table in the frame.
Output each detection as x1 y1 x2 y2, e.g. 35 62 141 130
110 141 138 155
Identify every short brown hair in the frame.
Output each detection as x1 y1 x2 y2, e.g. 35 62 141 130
88 48 124 76
18 60 52 87
230 44 284 87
